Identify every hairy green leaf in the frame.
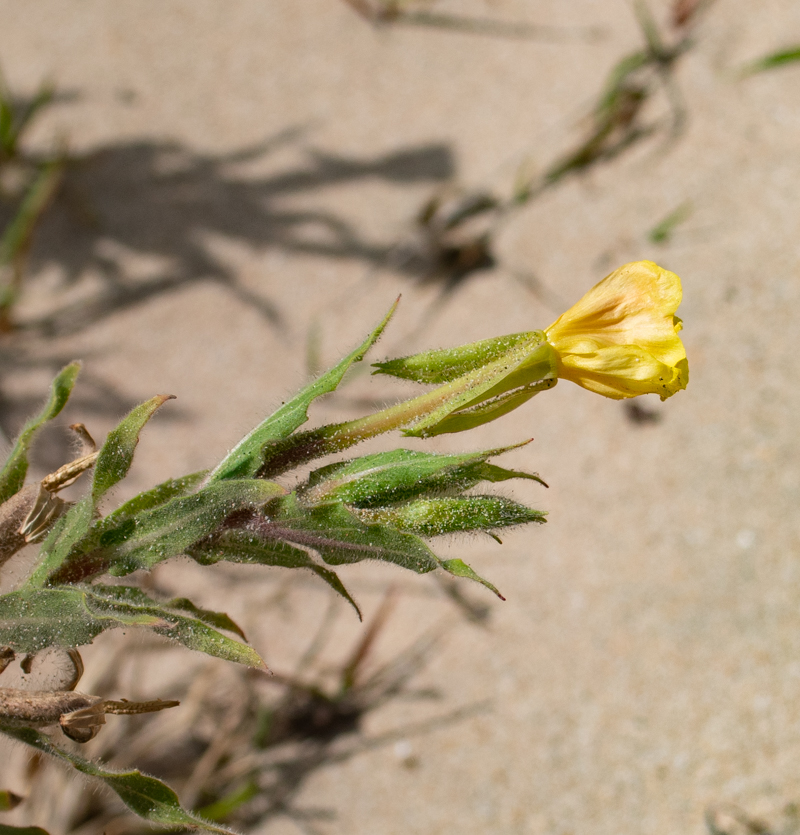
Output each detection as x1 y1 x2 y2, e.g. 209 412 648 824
87 586 264 667
440 558 505 599
158 596 247 640
101 470 209 523
27 495 94 587
190 528 361 618
354 496 547 536
92 395 175 502
0 726 237 834
210 300 397 482
0 363 80 504
0 587 264 668
301 443 544 508
45 478 284 584
268 494 439 573
35 470 208 580
27 395 178 587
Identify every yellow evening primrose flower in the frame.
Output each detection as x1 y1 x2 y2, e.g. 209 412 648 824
545 260 688 400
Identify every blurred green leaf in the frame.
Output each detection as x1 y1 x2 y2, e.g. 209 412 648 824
302 443 544 508
0 789 23 811
0 160 63 266
211 300 397 482
740 46 800 76
196 780 259 823
648 202 692 244
0 726 237 834
0 826 50 835
0 362 80 504
0 586 264 668
0 78 54 158
0 95 13 155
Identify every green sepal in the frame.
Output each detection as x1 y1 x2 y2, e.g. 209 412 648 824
402 336 558 437
211 300 397 482
354 495 547 537
0 726 238 834
0 362 80 504
373 332 535 384
190 528 362 619
301 443 545 508
0 586 264 668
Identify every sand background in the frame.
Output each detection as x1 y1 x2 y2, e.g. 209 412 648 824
3 1 800 833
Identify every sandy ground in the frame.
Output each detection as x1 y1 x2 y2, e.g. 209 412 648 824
3 1 800 833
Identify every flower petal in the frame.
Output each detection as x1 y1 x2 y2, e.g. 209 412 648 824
545 261 688 400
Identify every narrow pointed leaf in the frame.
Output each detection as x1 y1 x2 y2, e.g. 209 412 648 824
269 495 439 573
0 363 80 504
440 558 505 600
190 529 361 618
27 471 208 588
354 496 547 536
301 443 543 508
0 726 237 834
27 395 180 587
160 596 247 640
101 470 209 522
0 588 169 651
27 496 94 587
47 479 284 583
0 586 264 668
92 394 175 502
211 300 397 482
86 586 264 668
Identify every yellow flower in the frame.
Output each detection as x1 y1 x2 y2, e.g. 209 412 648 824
545 260 688 400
